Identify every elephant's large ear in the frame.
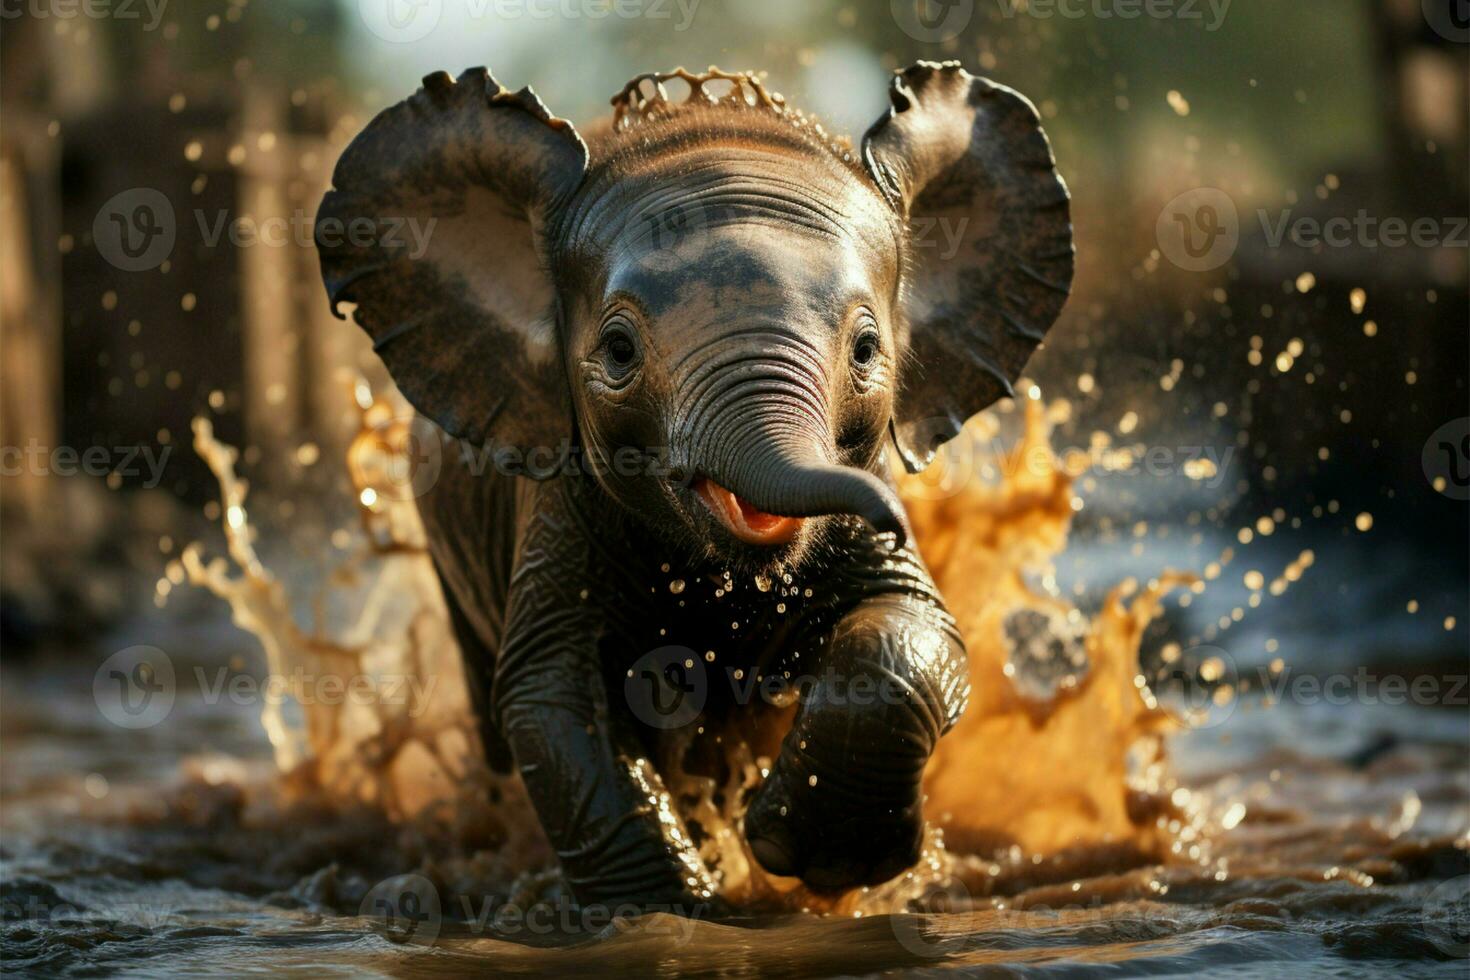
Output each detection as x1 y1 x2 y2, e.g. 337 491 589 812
862 61 1074 472
317 68 587 450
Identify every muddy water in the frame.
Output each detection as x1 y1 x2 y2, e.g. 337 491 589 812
2 390 1466 977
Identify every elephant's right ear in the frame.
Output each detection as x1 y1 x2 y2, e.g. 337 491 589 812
316 68 587 450
862 62 1073 473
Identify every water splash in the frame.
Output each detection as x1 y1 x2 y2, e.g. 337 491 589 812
183 405 485 823
182 382 1233 908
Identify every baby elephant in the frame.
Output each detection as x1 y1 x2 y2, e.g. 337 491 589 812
317 62 1072 908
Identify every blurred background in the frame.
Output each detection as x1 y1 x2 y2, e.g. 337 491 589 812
3 0 1464 669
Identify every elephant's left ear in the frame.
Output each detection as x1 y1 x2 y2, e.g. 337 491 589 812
317 68 588 451
862 61 1074 472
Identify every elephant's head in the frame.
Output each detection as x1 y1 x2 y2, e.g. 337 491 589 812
317 63 1072 573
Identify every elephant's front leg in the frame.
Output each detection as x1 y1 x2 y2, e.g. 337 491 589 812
494 499 714 909
743 594 969 891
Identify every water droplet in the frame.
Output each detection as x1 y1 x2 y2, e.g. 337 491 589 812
754 574 772 592
808 775 818 787
669 579 686 594
776 603 787 614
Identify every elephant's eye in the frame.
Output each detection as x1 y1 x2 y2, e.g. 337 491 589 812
608 335 636 367
599 319 641 382
851 325 881 372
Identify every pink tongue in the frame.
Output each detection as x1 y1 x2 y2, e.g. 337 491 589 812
694 479 803 546
736 495 785 531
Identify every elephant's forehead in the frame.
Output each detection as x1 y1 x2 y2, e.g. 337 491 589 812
582 146 895 283
581 147 899 319
608 222 876 319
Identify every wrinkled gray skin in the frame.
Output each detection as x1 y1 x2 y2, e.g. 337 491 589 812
317 61 1073 910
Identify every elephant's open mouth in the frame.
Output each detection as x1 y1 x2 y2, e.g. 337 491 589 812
692 477 805 546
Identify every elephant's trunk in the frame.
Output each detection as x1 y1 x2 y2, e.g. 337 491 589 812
691 415 910 547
